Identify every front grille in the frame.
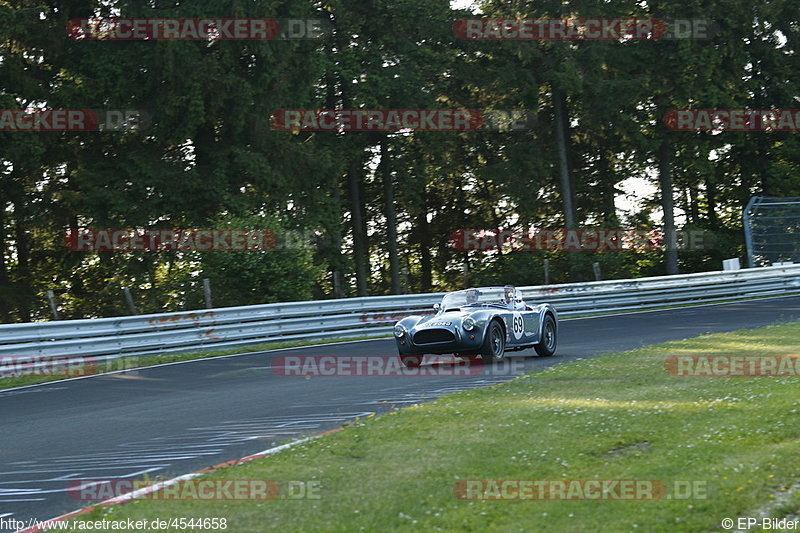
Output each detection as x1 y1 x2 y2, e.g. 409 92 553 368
413 328 455 345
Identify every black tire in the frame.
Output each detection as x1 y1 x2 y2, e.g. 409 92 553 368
534 315 557 357
400 355 422 368
479 320 505 364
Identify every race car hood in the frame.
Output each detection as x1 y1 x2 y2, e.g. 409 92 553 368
415 310 468 327
414 311 466 328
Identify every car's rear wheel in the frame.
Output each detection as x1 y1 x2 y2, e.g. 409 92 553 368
400 355 423 368
534 315 557 357
480 320 505 364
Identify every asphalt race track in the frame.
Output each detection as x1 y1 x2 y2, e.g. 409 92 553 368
3 295 800 529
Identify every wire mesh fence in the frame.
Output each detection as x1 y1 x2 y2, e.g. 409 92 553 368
744 197 800 267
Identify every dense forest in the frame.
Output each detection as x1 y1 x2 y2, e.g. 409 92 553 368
1 0 798 322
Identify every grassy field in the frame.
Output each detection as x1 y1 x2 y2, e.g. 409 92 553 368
68 320 800 533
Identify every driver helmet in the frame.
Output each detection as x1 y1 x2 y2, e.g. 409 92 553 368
503 285 515 304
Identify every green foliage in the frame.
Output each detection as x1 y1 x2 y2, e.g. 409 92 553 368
1 0 798 321
198 213 325 307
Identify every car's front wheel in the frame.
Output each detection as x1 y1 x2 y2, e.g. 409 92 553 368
534 315 557 357
480 320 505 364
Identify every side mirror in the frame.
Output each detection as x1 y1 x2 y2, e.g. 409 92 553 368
433 303 441 311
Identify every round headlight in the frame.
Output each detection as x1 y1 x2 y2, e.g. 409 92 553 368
394 324 407 338
463 316 476 331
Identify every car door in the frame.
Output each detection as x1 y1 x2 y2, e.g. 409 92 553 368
508 293 539 345
506 308 535 346
520 308 540 343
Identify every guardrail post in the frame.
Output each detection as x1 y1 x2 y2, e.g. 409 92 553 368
593 262 602 281
122 287 138 314
46 290 61 320
203 278 213 308
543 259 550 284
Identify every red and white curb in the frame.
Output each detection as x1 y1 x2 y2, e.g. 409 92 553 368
18 429 341 532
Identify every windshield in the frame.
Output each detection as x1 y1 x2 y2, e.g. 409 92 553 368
440 287 514 312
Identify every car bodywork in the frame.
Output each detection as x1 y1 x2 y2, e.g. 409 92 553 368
393 286 557 361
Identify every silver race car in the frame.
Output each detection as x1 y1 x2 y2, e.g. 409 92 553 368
394 286 558 367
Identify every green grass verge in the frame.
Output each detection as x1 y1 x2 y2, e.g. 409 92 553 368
80 320 800 532
0 334 387 390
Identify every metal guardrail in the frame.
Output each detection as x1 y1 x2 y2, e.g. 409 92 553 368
1 265 799 369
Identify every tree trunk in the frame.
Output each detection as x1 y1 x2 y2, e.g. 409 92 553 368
12 197 32 321
598 152 617 224
348 157 369 296
687 185 700 224
0 194 9 322
706 173 720 229
658 142 679 275
553 88 576 228
553 87 578 280
328 179 346 297
417 209 433 292
379 140 401 294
